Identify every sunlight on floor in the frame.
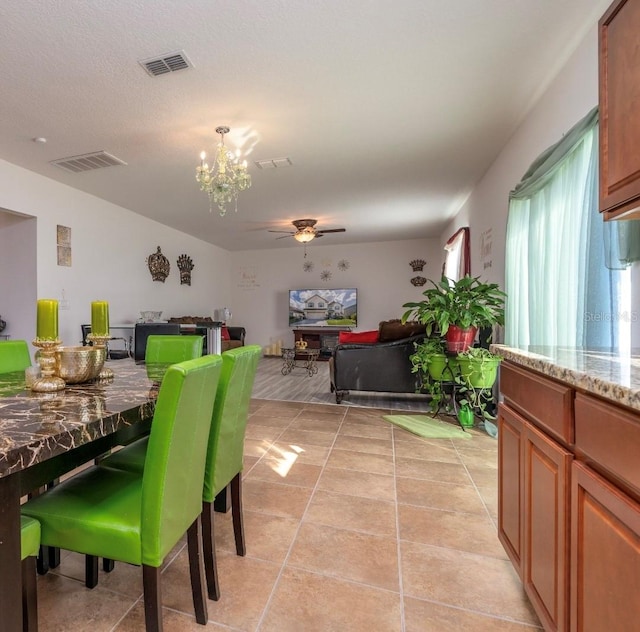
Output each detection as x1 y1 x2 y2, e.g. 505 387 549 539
267 443 304 477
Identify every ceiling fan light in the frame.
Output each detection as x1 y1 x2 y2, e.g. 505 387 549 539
294 231 315 243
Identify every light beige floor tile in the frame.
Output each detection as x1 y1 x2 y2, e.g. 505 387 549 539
339 420 393 439
288 522 400 591
396 477 488 514
478 485 499 520
401 541 539 625
260 567 403 632
398 503 507 559
304 490 397 536
214 510 300 564
291 416 343 433
317 467 396 501
466 465 498 488
396 456 473 485
277 428 338 448
267 441 330 465
245 459 322 488
162 548 281 631
344 407 392 421
297 407 346 421
244 424 286 442
326 448 395 475
247 413 294 428
36 573 137 631
404 597 543 632
243 479 313 518
393 438 461 463
333 433 393 455
115 601 231 631
243 438 273 458
457 447 498 469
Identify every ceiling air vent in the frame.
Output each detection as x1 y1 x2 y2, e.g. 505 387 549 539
255 157 293 169
139 50 192 77
50 151 127 173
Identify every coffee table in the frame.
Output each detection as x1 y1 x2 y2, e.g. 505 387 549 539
281 348 320 376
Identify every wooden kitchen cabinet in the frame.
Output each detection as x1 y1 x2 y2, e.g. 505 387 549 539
523 421 572 632
498 359 640 631
571 461 640 632
498 404 524 577
599 0 640 219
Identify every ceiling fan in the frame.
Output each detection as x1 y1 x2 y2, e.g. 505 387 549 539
268 219 346 243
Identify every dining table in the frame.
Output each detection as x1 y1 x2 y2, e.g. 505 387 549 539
0 359 159 631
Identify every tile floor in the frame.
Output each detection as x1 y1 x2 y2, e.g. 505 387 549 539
34 399 541 631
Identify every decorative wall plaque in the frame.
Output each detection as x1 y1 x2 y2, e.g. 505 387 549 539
147 246 170 282
177 254 194 285
410 275 427 287
410 259 426 272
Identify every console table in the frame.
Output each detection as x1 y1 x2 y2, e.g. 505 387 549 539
281 348 320 376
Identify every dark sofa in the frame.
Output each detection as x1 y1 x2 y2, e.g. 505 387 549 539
328 320 426 404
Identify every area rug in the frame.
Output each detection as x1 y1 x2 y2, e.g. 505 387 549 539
383 414 472 440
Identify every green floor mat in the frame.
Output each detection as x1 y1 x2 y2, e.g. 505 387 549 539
383 414 472 440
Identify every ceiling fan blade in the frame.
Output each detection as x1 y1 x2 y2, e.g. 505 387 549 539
275 234 293 240
268 230 295 234
317 228 346 234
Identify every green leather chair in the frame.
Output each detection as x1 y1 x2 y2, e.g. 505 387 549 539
0 340 31 373
22 355 223 631
100 345 262 600
21 515 40 632
145 334 203 365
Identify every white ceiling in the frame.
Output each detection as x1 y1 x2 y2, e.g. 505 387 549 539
0 0 608 251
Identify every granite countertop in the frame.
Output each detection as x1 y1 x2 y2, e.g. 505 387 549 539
490 345 640 412
0 360 157 477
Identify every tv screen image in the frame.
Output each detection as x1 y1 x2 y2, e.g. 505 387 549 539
289 288 357 327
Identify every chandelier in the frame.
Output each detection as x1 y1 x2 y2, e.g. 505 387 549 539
195 126 251 216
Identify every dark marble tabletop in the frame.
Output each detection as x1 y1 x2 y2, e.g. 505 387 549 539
0 360 159 478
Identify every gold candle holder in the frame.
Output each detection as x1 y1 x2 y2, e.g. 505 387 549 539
31 339 66 392
86 334 113 379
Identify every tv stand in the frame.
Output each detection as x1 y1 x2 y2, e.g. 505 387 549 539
293 327 351 361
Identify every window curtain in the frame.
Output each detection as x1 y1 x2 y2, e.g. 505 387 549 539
505 107 624 348
443 227 470 282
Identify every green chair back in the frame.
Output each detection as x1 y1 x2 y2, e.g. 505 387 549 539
0 340 31 374
141 355 222 565
144 334 203 365
21 516 40 560
203 345 262 503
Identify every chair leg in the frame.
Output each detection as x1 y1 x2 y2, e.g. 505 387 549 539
22 557 38 632
187 517 208 624
103 558 115 572
230 473 246 556
201 501 220 601
85 555 98 589
142 565 163 632
36 545 49 575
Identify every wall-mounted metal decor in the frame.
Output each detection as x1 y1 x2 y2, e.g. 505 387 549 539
320 270 332 282
177 254 194 285
147 246 170 282
411 275 427 287
303 260 314 272
410 259 426 272
338 259 350 271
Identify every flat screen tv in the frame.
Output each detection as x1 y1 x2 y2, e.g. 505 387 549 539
289 288 357 327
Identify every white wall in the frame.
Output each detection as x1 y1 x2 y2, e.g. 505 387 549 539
0 211 37 343
229 238 441 348
446 25 600 287
0 159 232 349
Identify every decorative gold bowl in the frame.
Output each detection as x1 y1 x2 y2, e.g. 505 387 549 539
54 346 106 384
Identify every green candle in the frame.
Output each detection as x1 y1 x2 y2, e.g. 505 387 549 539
91 301 109 336
36 299 58 340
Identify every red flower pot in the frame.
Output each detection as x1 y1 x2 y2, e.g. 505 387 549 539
445 325 477 353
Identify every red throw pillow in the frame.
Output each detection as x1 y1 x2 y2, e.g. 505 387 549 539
338 330 379 344
221 326 231 341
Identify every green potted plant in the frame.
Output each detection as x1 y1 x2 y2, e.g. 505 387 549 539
401 275 506 352
456 346 502 388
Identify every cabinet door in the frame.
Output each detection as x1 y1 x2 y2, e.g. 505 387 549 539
571 462 640 632
498 403 524 577
524 421 572 632
599 0 640 218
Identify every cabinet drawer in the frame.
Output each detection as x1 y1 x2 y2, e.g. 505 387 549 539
575 392 640 498
501 362 574 445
